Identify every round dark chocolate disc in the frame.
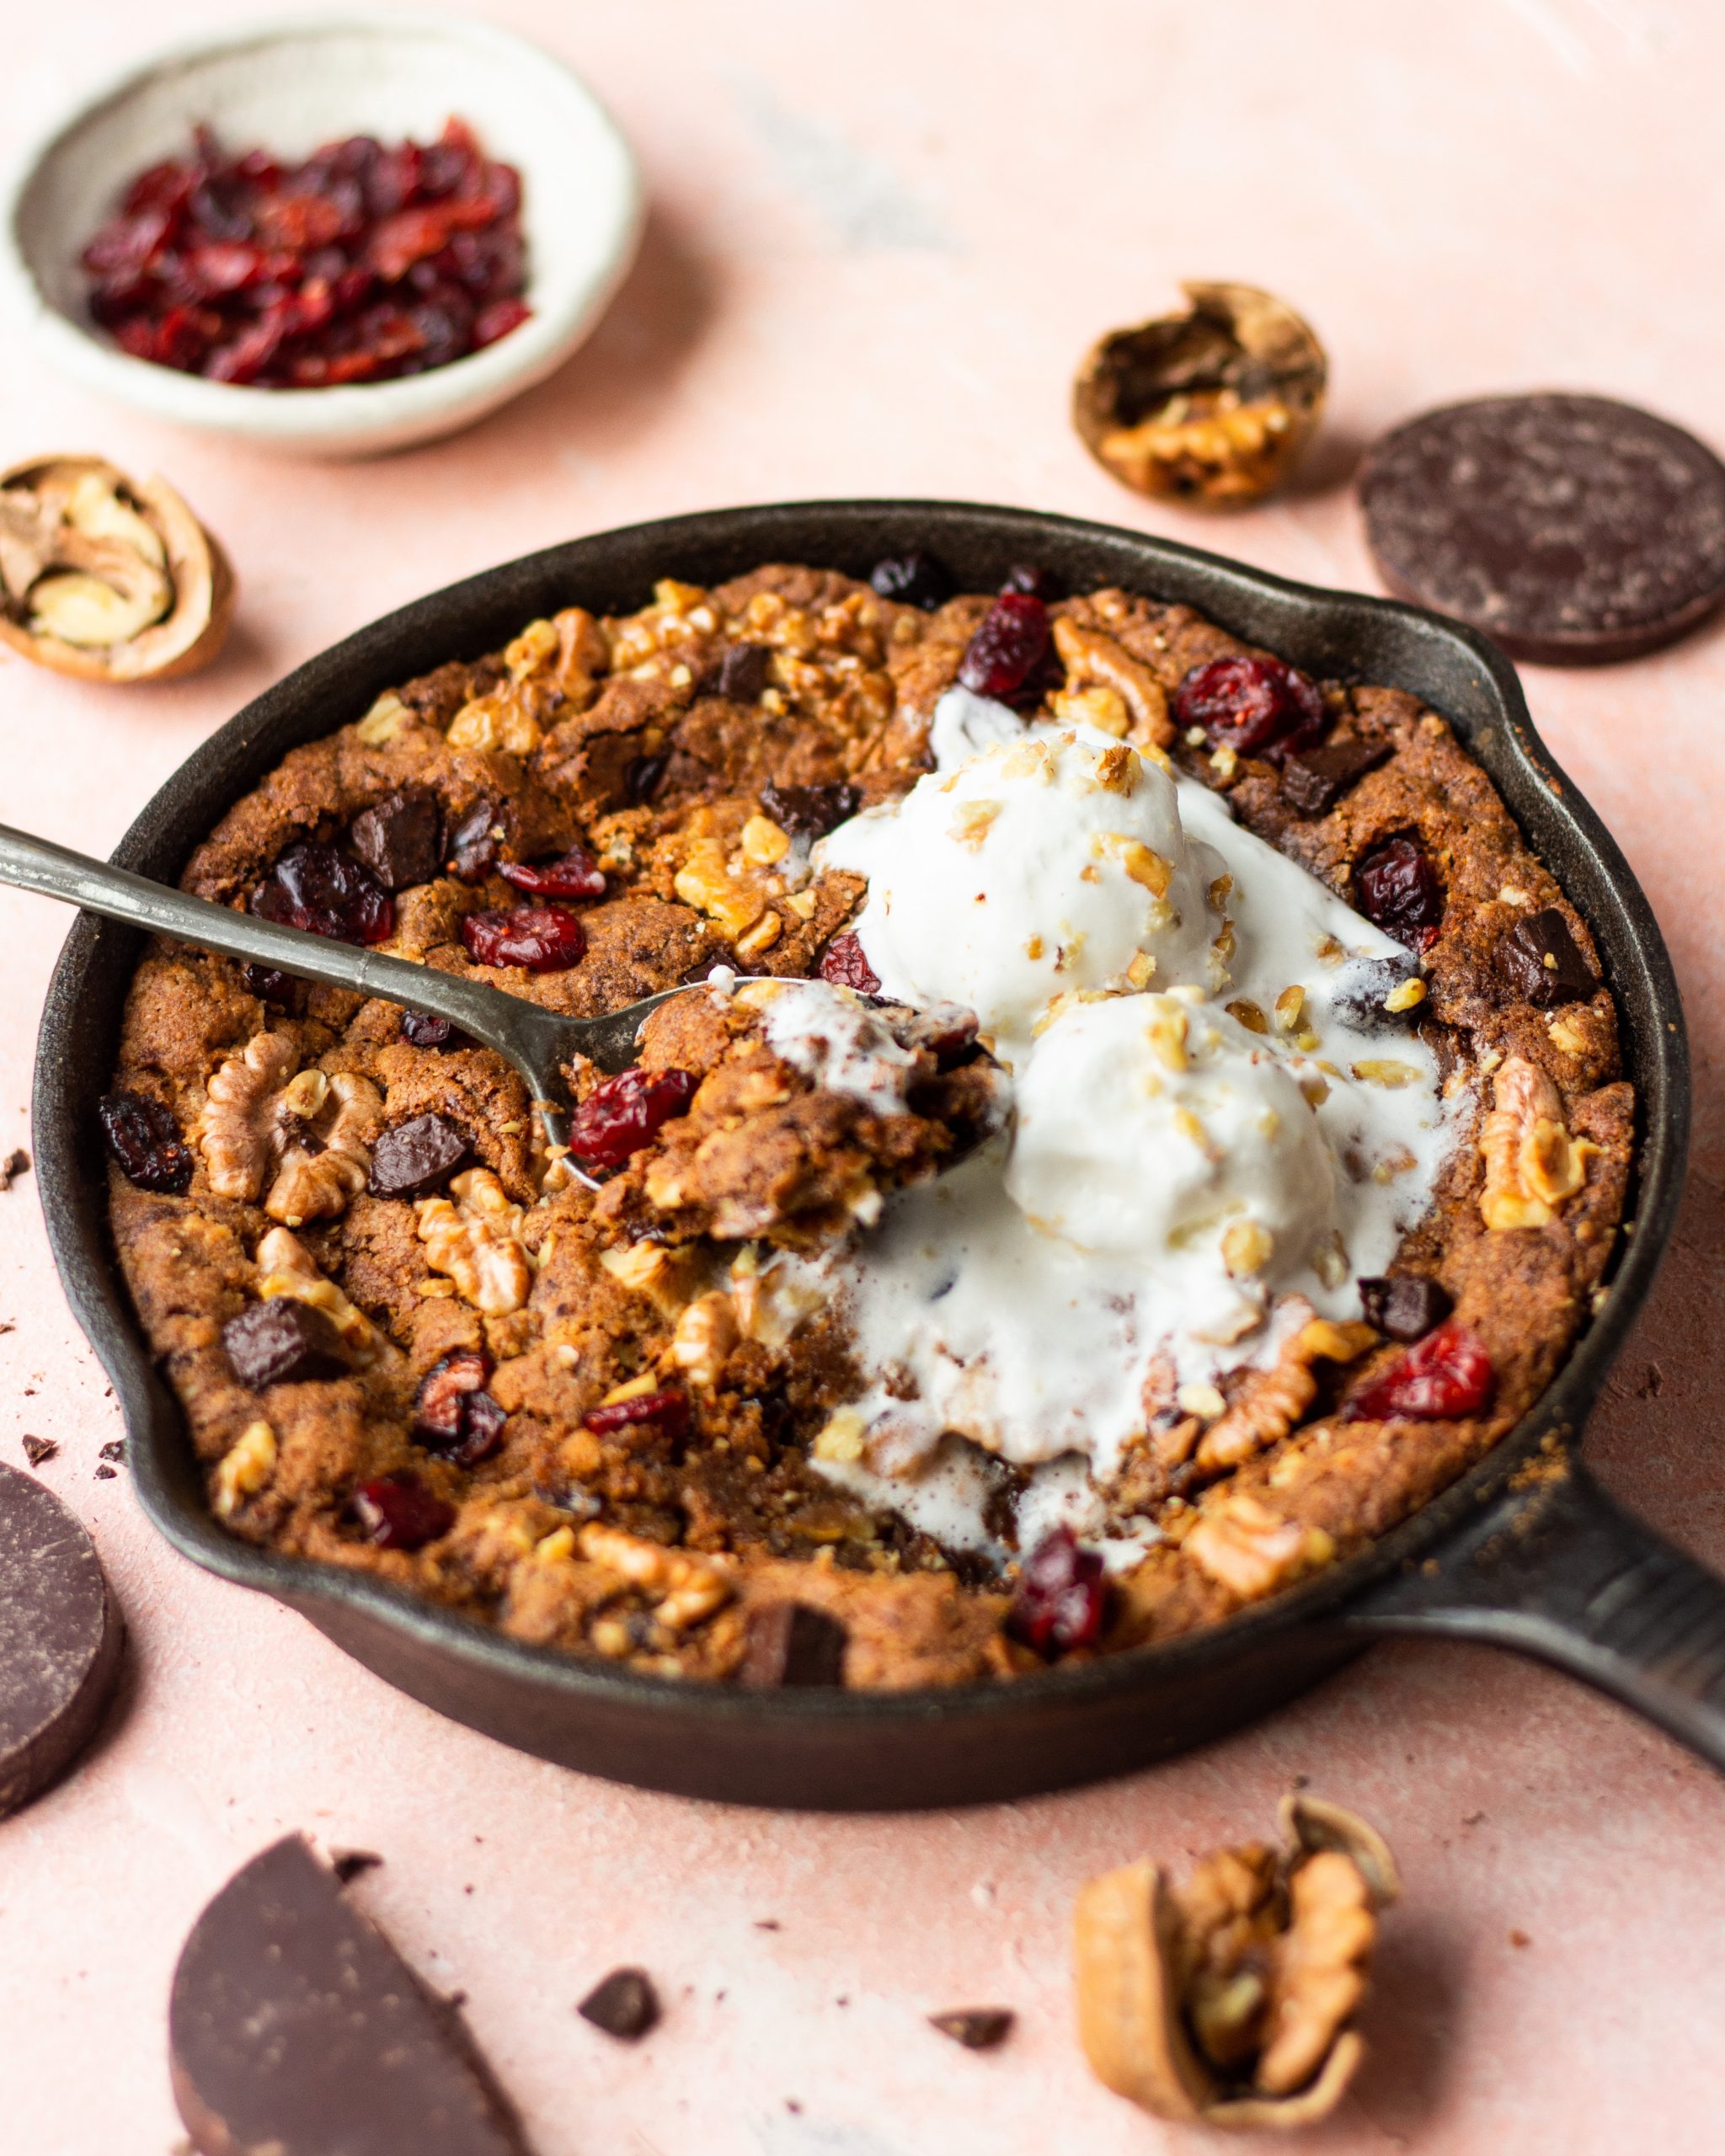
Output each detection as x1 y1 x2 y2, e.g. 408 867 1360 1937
0 1460 122 1816
1359 392 1725 664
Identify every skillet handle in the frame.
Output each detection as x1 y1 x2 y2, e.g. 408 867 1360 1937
1347 1459 1725 1774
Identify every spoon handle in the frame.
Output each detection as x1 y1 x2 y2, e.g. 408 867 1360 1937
0 822 572 1118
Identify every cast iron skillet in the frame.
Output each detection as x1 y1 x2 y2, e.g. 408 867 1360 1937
32 501 1722 1811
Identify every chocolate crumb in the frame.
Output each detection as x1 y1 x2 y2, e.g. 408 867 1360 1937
929 2008 1015 2050
0 1148 29 1191
1510 1929 1531 1948
330 1849 385 1884
94 1465 117 1480
22 1436 57 1467
578 1967 660 2041
99 1440 125 1462
753 1919 781 1931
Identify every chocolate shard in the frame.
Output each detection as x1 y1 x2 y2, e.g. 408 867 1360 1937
446 799 502 883
369 1113 472 1199
21 1435 57 1468
1358 1275 1453 1342
1499 908 1598 1006
1279 734 1391 818
740 1601 847 1688
170 1835 531 2156
710 643 771 703
348 787 444 893
222 1299 350 1390
758 780 861 839
0 1460 122 1819
330 1848 384 1884
577 1967 660 2041
0 1146 30 1191
929 2007 1015 2050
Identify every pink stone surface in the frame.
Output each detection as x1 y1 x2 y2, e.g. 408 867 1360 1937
2 3 1722 2149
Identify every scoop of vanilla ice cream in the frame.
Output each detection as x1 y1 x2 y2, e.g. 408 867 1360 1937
1005 990 1338 1331
819 715 1225 1060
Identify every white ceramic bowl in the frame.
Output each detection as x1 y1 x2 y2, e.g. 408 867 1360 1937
0 12 644 457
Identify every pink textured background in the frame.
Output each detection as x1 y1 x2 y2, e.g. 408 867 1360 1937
3 3 1722 2149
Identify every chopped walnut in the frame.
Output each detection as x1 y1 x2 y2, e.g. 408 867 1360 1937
1183 1493 1335 1600
1194 1316 1376 1474
666 1291 739 1390
1052 617 1174 747
1073 1793 1397 2129
198 1035 379 1225
254 1226 385 1362
212 1418 277 1517
577 1522 734 1631
446 606 606 753
415 1167 532 1316
1479 1055 1598 1230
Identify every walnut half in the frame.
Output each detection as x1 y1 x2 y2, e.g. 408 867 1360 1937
0 455 233 682
1074 1794 1398 2129
198 1035 380 1227
1478 1054 1598 1231
415 1167 532 1315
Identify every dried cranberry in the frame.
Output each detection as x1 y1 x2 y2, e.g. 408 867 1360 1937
98 1089 194 1193
1355 836 1445 951
1001 563 1063 601
957 592 1050 702
461 905 586 972
1343 1320 1495 1422
401 1009 466 1050
498 846 606 900
78 121 529 387
1007 1528 1108 1655
242 963 302 1014
759 781 860 838
350 1470 455 1551
252 841 393 946
445 799 500 883
868 551 952 611
569 1068 698 1171
1172 656 1327 757
413 1349 507 1465
819 932 881 995
583 1390 691 1439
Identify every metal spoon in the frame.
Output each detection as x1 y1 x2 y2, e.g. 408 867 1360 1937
0 823 717 1160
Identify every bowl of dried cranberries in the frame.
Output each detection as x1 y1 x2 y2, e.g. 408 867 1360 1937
0 13 643 456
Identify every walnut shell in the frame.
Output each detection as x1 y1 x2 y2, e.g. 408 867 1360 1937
1072 1794 1397 2130
0 455 234 683
1072 283 1327 508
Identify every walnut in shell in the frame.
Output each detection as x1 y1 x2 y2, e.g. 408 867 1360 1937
1073 1793 1397 2129
1073 284 1327 507
0 455 234 682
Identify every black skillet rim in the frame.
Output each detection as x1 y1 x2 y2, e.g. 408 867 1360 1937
31 499 1690 1742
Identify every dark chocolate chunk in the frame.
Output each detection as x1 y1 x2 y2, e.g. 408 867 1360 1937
740 1601 847 1688
22 1436 57 1468
624 752 670 804
1359 1275 1453 1342
446 799 501 883
758 780 862 839
222 1300 350 1390
1360 393 1725 664
1500 908 1598 1006
1327 957 1423 1029
368 1113 471 1199
929 2008 1014 2050
869 551 953 610
330 1848 384 1883
708 642 771 703
0 1147 29 1191
169 1835 531 2156
0 1460 122 1818
1279 734 1391 818
577 1967 660 2041
348 787 443 893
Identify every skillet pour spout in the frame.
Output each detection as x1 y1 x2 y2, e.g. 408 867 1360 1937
29 499 1707 1811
